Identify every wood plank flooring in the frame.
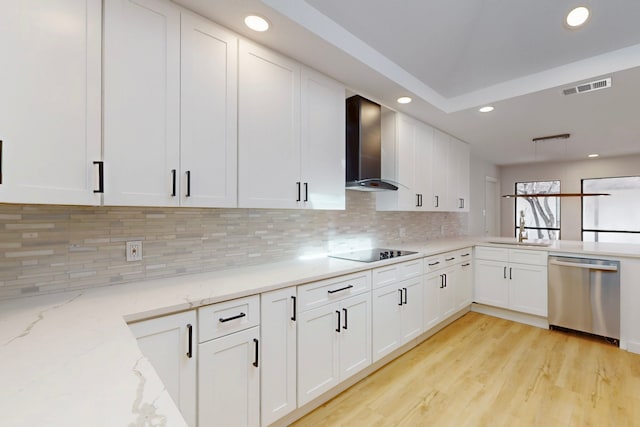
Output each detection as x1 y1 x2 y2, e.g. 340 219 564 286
291 312 640 427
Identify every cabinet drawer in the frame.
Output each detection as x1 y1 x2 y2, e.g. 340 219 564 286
474 246 509 262
443 250 459 267
198 295 260 342
424 255 445 273
509 249 548 266
372 259 422 289
457 247 473 263
298 271 371 312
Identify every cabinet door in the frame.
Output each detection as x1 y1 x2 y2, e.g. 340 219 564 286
339 293 372 381
453 138 470 212
0 0 101 205
297 303 340 406
414 122 433 210
129 311 197 427
423 272 442 331
509 263 548 316
238 40 301 209
103 0 181 206
260 287 297 426
456 261 473 310
474 259 509 308
400 277 424 343
199 326 260 427
440 268 457 318
300 68 345 210
430 129 449 210
180 12 237 207
395 115 419 210
371 284 402 362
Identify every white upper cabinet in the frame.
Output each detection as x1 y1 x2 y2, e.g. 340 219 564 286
239 40 345 210
238 40 301 209
103 0 181 206
300 68 346 210
0 0 102 205
377 113 433 211
430 129 449 211
447 137 470 212
180 12 237 208
104 1 237 207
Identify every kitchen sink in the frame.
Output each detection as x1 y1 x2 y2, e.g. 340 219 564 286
486 240 552 247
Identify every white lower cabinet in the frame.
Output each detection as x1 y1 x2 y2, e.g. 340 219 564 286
128 310 197 427
260 287 297 426
198 295 260 427
372 276 424 362
297 286 371 406
455 253 474 310
474 246 548 316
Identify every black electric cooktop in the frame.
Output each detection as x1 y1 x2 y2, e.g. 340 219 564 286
329 248 418 263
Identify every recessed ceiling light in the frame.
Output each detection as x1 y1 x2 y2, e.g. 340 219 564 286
478 106 494 113
588 153 599 158
397 96 412 104
244 15 270 32
566 6 590 27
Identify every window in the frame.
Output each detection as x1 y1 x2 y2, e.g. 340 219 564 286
514 181 560 240
582 176 640 243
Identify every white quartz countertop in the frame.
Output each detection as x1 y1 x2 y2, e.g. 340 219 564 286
1 237 639 426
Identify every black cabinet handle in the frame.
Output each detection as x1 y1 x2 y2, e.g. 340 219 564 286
440 274 445 289
336 310 341 332
503 266 507 279
291 295 297 321
219 312 246 323
446 257 455 261
304 182 308 202
93 161 104 193
435 195 439 208
428 261 440 266
444 274 447 288
403 287 408 304
253 338 259 367
185 171 191 197
343 308 348 330
509 267 513 280
296 182 301 202
416 194 420 207
186 323 193 358
459 198 465 209
461 253 470 257
398 288 403 306
328 284 353 294
171 169 177 197
462 263 471 267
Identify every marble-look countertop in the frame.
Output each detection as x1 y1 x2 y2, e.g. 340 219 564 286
2 237 639 426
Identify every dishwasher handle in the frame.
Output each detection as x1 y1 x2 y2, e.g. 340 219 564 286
549 259 618 272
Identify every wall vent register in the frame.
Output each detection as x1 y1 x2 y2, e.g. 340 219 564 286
329 248 417 263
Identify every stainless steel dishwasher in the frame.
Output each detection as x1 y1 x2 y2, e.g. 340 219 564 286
548 255 620 343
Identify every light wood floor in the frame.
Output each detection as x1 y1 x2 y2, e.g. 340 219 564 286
291 312 640 427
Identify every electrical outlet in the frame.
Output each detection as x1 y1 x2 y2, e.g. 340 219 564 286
126 241 143 262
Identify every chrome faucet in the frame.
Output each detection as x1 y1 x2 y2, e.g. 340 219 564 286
518 210 528 242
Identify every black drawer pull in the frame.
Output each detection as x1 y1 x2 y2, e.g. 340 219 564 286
461 253 470 257
291 295 297 321
428 261 440 266
398 289 403 306
253 338 259 367
186 323 193 359
219 312 246 323
440 274 445 289
328 284 353 294
462 263 471 267
93 161 104 193
445 257 455 261
336 310 341 332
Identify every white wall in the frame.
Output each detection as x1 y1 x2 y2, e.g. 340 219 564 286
499 154 640 240
469 155 500 236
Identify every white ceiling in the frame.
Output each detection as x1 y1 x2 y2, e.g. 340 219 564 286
175 0 640 166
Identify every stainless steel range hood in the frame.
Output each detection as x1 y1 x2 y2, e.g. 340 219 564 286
345 95 398 191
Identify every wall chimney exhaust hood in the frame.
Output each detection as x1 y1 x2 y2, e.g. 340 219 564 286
345 95 398 191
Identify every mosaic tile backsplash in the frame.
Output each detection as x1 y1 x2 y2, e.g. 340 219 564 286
0 191 467 300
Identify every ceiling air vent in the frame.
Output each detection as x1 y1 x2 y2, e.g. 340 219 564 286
563 77 611 96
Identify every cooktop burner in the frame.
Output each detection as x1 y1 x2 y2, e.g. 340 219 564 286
329 248 418 263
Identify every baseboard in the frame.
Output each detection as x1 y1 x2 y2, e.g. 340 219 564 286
471 303 549 329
